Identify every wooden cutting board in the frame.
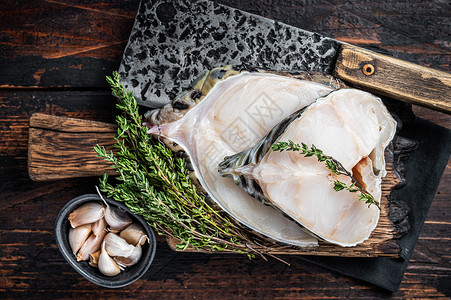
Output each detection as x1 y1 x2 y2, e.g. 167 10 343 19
28 113 118 181
28 113 401 257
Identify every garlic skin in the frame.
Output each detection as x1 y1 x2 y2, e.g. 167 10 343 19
91 217 107 237
98 241 121 277
104 232 135 258
69 202 105 228
96 187 132 232
115 235 147 268
76 230 107 261
68 224 91 255
120 223 148 246
89 249 100 268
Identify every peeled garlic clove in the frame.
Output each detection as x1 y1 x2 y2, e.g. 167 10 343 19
89 249 100 268
68 202 105 228
98 241 121 277
104 205 132 233
120 223 148 246
106 210 132 232
96 187 132 232
76 230 107 261
68 224 91 255
115 235 147 268
104 232 135 257
91 217 107 237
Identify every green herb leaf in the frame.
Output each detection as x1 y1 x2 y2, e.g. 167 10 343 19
333 180 347 191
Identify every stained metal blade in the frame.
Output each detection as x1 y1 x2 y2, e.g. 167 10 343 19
119 0 340 107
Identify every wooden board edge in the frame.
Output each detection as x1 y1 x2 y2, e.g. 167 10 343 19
30 112 118 133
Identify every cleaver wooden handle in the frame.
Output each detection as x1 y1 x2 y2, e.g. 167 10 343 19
334 44 451 114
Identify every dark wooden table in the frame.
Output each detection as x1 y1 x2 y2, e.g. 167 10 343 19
1 0 450 298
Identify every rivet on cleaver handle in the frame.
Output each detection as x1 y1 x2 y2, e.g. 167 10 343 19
334 44 451 114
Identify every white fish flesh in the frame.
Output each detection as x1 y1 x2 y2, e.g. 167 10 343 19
219 89 397 246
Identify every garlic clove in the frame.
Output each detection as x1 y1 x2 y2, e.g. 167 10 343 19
89 249 100 268
98 241 121 277
76 230 107 261
120 223 148 246
104 232 135 258
96 187 132 232
115 235 147 268
103 204 133 233
68 224 91 255
68 202 105 228
91 217 107 237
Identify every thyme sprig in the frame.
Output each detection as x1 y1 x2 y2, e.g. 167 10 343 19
271 140 380 209
95 71 289 260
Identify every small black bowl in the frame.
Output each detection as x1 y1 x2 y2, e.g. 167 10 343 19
55 194 156 288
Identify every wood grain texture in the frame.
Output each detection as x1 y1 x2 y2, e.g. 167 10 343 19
0 0 450 298
0 0 139 88
334 44 451 113
1 0 449 88
28 113 118 181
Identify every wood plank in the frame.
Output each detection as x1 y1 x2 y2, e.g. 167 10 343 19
30 112 117 133
0 0 449 88
28 114 118 181
0 0 140 88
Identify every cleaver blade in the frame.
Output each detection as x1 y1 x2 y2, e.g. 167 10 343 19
119 0 451 113
119 0 339 108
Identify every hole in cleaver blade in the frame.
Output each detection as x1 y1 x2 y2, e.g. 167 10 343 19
156 2 176 23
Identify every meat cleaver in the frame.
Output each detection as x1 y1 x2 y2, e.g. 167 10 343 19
119 0 451 113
